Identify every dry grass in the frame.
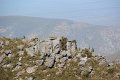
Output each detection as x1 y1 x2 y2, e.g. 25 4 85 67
0 37 120 80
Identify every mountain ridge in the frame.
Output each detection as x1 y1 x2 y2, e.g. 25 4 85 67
0 16 120 55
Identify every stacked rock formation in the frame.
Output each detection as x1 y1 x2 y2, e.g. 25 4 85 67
25 37 77 68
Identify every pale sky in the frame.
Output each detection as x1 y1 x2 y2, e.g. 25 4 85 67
0 0 120 26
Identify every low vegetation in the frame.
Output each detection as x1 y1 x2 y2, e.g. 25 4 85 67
0 37 120 80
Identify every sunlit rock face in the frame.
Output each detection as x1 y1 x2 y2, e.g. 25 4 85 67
24 36 79 68
27 36 77 58
67 40 77 57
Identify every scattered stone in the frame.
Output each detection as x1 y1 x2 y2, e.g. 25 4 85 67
79 56 87 66
17 62 22 66
6 63 12 68
36 59 44 66
43 70 48 73
16 70 25 77
75 75 82 80
4 50 12 56
0 54 5 63
99 59 108 66
19 57 22 61
58 63 65 68
80 66 93 77
0 40 4 48
19 77 23 80
2 63 13 68
8 53 12 58
27 77 33 80
56 69 63 75
73 57 78 62
17 45 24 51
76 53 81 58
115 73 120 79
0 49 4 53
26 66 37 74
18 51 24 56
47 74 51 77
12 65 21 71
5 41 9 45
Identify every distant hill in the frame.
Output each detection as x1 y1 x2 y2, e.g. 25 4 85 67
106 51 120 62
0 16 120 55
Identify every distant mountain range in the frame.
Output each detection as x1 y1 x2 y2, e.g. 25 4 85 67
106 51 120 62
0 16 120 56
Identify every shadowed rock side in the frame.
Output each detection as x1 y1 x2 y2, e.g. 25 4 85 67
0 36 120 80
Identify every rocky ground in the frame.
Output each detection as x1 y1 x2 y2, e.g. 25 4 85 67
0 36 120 80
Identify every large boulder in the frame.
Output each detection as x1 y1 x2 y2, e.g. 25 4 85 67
38 40 52 56
26 66 37 74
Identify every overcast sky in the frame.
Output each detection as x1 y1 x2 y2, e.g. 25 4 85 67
0 0 120 26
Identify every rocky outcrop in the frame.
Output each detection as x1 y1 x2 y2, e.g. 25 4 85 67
24 37 78 68
0 36 120 80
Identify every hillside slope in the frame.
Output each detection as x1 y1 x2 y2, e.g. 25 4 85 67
0 37 120 80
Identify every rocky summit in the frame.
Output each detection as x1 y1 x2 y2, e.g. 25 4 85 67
0 36 120 80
